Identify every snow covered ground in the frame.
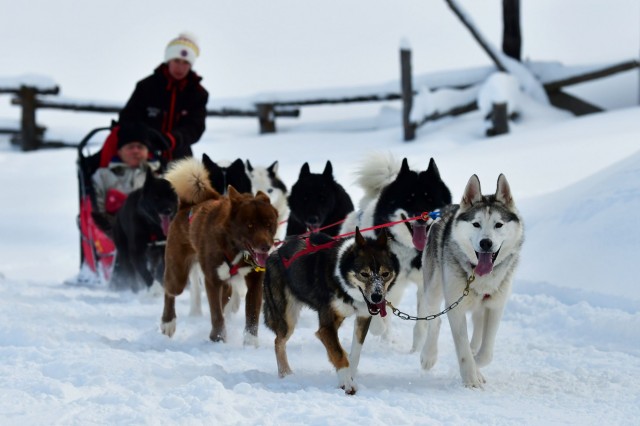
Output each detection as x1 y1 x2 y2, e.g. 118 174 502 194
2 1 639 424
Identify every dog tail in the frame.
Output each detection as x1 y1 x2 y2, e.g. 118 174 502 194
165 158 220 206
353 152 401 207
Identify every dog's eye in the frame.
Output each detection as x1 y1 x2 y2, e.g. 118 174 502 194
381 271 391 279
359 272 370 278
495 223 503 229
472 222 481 228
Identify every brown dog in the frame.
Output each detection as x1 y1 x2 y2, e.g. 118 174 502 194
161 158 278 344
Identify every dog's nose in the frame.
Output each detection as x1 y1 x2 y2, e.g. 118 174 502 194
370 293 383 303
480 238 493 251
307 216 320 226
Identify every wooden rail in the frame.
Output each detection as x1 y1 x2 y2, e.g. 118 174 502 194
5 92 300 151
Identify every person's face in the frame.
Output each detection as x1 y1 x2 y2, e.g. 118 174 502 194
118 142 149 168
167 58 191 80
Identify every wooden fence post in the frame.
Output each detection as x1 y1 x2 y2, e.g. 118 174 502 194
17 86 41 151
256 103 276 134
486 102 509 136
400 47 415 141
502 0 522 61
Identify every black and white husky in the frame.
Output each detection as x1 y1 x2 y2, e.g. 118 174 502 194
263 228 399 395
340 153 452 346
418 174 524 388
246 160 289 240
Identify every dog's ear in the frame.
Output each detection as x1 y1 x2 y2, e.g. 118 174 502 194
355 226 366 247
426 158 442 179
202 153 222 173
461 174 482 209
229 158 246 172
202 153 212 167
323 161 333 179
255 190 271 204
299 162 310 178
245 159 253 172
376 228 390 248
268 161 279 176
495 174 514 208
398 158 411 177
227 185 241 201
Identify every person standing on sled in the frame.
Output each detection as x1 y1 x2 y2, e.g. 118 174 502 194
119 32 209 160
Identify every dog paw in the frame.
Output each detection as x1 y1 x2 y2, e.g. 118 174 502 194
147 281 164 297
209 328 227 343
161 319 176 337
462 370 486 389
337 367 357 395
243 332 259 348
278 366 293 378
420 352 438 371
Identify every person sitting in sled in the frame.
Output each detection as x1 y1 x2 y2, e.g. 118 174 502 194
92 121 160 216
118 32 209 160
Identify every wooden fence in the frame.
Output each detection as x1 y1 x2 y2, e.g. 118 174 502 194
3 0 638 150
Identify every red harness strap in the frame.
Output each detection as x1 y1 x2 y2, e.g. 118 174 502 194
281 238 337 269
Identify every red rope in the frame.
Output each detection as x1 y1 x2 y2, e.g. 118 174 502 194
280 238 338 269
276 211 434 267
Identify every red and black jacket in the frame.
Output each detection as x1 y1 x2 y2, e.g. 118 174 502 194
119 63 209 159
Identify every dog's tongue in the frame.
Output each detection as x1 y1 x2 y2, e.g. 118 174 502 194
367 301 388 317
160 215 171 237
254 251 269 268
412 222 428 251
376 302 387 317
475 252 494 276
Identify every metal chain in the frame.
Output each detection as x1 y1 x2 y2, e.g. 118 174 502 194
387 272 476 321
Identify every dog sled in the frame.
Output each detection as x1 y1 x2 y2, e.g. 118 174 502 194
75 123 171 285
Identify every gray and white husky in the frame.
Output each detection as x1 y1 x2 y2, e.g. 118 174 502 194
418 174 524 388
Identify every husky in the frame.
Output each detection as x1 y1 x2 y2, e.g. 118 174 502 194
418 174 524 388
286 161 354 237
161 158 278 345
340 153 452 346
263 228 399 395
188 154 255 318
108 169 177 293
246 160 289 240
202 154 252 195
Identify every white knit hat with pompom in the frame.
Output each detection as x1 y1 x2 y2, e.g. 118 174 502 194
164 32 200 65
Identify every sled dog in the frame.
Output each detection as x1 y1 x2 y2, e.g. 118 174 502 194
188 154 254 317
340 153 452 346
161 158 278 345
202 154 252 195
419 174 524 388
263 228 399 395
246 160 289 240
286 161 354 237
109 169 177 292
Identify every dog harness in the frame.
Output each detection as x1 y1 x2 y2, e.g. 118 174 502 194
280 238 337 269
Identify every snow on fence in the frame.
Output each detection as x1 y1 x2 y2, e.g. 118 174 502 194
2 0 638 151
